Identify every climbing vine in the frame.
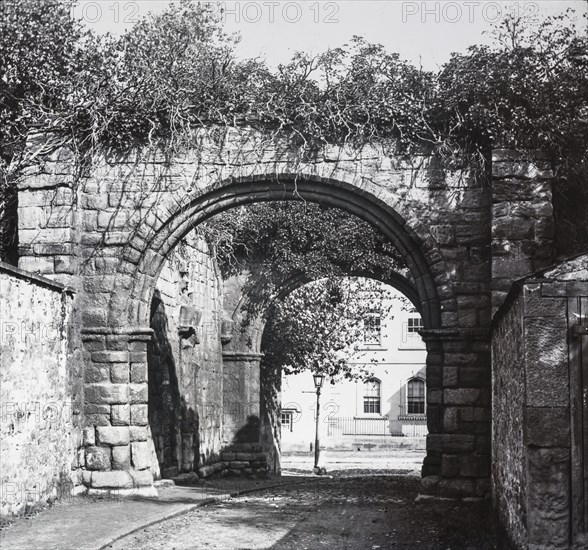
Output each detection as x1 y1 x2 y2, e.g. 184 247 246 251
198 201 406 318
1 0 588 260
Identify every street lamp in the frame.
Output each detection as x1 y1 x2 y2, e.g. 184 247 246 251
313 372 325 474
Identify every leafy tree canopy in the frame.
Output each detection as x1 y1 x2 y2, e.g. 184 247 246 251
1 0 587 261
2 1 586 165
261 277 396 381
199 201 407 316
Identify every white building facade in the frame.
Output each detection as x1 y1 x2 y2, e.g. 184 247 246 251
280 289 428 451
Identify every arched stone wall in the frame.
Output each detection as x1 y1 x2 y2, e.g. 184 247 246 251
120 176 447 331
16 129 556 498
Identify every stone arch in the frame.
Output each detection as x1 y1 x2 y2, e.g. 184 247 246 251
82 171 489 498
114 174 452 333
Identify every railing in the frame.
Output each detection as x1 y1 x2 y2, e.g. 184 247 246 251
398 415 428 437
326 416 428 437
327 416 389 436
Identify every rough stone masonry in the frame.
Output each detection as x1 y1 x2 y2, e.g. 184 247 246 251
4 125 578 547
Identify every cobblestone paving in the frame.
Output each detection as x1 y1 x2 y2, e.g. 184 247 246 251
107 474 510 550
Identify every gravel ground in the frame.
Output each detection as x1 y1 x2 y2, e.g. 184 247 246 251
107 474 512 550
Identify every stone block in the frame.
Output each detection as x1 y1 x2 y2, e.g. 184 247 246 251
427 390 443 405
442 434 475 454
492 218 535 241
85 384 128 405
91 471 134 489
438 478 474 499
82 470 92 486
492 257 533 280
84 364 110 383
444 389 480 406
91 351 129 363
130 469 154 487
443 367 459 387
96 426 130 446
475 435 491 455
131 441 151 470
130 363 148 383
419 475 439 495
130 426 149 441
459 455 490 478
111 364 129 384
524 319 568 406
221 452 236 461
82 338 106 352
129 351 147 363
129 384 148 404
445 353 482 366
84 404 110 415
111 404 131 426
129 340 148 352
105 335 131 351
525 407 570 447
131 404 149 426
85 413 111 426
527 447 570 548
198 465 216 478
539 282 567 297
459 368 489 388
235 452 257 461
83 427 96 446
441 455 459 478
85 446 111 471
229 461 249 469
524 297 567 318
112 445 131 470
443 408 459 432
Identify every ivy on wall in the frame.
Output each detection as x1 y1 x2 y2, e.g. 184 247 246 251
1 0 587 261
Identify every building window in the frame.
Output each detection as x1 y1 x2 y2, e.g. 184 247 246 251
363 310 381 345
363 379 381 413
281 411 294 432
407 378 425 414
407 316 423 333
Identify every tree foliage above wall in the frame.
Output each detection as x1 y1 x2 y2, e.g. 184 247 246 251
1 0 587 261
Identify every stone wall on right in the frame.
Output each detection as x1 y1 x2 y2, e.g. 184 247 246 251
492 253 588 549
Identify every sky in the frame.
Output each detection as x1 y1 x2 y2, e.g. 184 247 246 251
73 0 588 70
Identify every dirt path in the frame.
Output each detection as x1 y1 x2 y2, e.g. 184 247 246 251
106 475 511 550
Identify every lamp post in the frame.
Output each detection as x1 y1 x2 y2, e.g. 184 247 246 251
312 372 325 474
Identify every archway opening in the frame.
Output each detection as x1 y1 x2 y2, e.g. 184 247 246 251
260 276 428 475
139 186 442 481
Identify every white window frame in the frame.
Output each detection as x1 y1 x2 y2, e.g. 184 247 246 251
406 377 426 416
363 379 381 414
